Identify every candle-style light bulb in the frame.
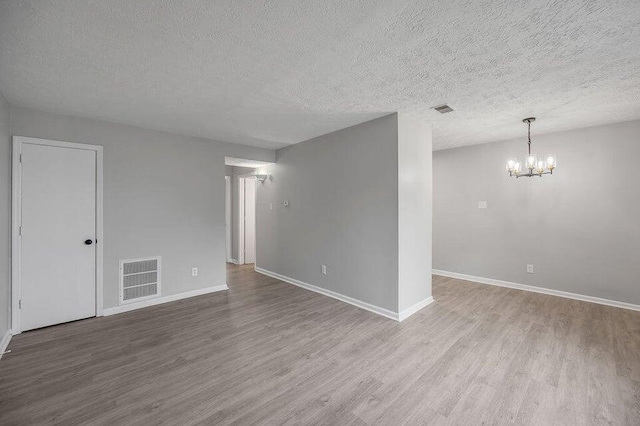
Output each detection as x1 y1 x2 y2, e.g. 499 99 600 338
546 154 556 171
526 154 536 170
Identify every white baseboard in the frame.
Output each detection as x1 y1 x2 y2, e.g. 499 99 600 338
255 267 401 321
0 329 12 360
399 297 435 321
103 285 228 316
228 258 239 265
433 269 640 312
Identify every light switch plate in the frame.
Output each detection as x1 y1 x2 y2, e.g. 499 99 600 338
284 200 290 207
478 201 488 209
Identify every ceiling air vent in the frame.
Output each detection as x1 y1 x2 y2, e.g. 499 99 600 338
119 256 161 304
433 104 454 114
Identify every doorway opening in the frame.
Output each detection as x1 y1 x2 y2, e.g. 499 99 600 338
224 157 272 274
238 175 257 265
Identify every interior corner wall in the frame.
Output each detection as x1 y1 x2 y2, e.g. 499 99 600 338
9 106 275 311
256 114 400 312
397 115 432 312
433 119 640 306
0 93 10 337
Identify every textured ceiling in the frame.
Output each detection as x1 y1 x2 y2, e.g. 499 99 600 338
1 1 639 150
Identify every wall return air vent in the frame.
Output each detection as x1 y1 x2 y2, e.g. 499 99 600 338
119 256 161 304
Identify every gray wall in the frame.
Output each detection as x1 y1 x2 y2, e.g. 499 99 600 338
10 106 275 309
0 93 10 337
256 114 400 312
433 119 640 305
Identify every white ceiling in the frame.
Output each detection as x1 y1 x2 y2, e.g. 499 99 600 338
1 1 639 151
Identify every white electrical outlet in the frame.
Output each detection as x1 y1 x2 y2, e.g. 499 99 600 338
192 267 198 276
284 200 290 207
269 202 273 211
478 201 488 209
526 264 534 274
321 265 327 275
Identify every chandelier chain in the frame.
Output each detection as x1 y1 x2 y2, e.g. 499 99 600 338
527 120 531 156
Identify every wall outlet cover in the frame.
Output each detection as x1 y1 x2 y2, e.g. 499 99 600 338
526 264 534 274
478 201 488 209
192 267 198 276
321 265 327 275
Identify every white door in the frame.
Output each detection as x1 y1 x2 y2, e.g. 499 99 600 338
20 143 97 331
244 178 256 264
225 176 232 262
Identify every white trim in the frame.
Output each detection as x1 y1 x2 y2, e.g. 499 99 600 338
11 139 20 333
238 177 245 265
238 172 260 179
0 330 12 360
11 136 104 334
225 176 232 262
103 285 228 316
228 258 239 265
12 136 103 151
255 267 400 321
119 256 162 305
237 176 258 265
398 297 435 321
433 270 640 312
96 148 104 317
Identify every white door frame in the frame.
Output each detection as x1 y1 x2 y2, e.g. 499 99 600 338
11 136 104 334
238 175 258 265
238 177 245 265
225 176 232 262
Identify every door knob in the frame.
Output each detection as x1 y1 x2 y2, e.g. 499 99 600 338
84 239 93 245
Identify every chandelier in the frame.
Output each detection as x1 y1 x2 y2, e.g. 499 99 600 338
506 118 556 178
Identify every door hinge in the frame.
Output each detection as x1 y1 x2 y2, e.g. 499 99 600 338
19 226 22 236
19 153 22 163
18 299 22 309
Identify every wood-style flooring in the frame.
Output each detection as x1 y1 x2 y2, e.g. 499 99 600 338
1 264 639 425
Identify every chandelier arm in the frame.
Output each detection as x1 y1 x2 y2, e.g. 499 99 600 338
513 171 552 178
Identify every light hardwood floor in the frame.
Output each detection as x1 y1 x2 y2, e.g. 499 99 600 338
1 264 639 425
